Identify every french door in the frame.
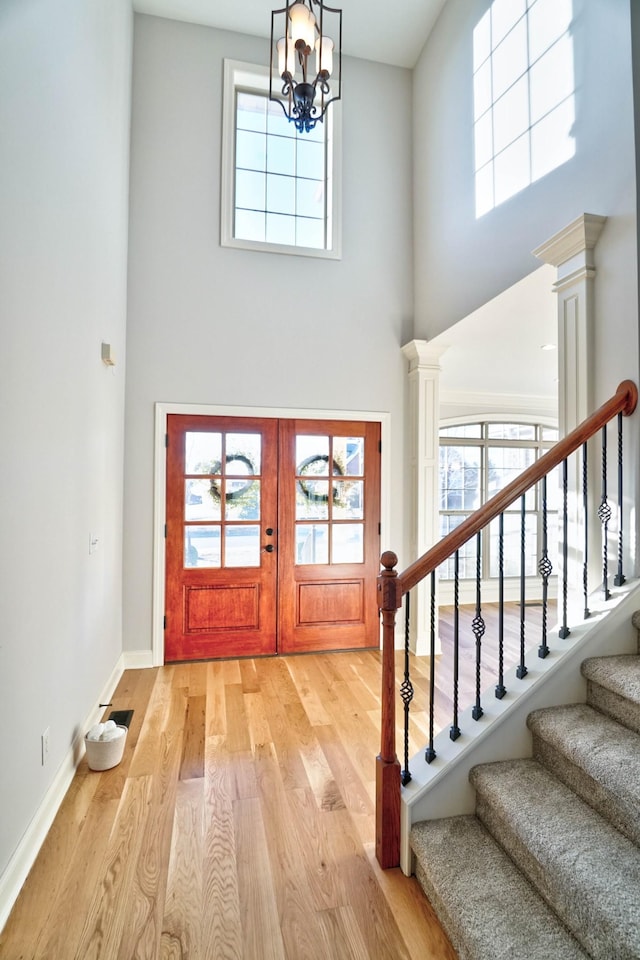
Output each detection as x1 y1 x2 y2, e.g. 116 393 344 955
164 415 381 661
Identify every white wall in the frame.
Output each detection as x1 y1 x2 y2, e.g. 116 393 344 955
414 0 639 355
123 15 414 655
0 0 132 896
413 0 640 572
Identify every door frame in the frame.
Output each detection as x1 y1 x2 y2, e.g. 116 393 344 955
152 402 392 666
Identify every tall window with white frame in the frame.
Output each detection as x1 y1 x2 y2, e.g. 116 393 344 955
221 61 341 259
473 0 575 218
439 421 559 583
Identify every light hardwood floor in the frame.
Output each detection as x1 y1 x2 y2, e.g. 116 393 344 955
1 602 555 959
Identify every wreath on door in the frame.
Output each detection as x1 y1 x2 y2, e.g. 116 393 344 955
297 454 349 505
208 454 255 502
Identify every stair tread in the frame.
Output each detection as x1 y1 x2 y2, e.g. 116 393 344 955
411 815 589 960
581 654 640 704
527 702 640 804
471 758 640 959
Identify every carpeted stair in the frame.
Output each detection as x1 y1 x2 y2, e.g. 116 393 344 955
410 648 640 960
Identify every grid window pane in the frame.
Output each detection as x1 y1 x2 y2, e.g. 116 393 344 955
439 446 481 511
438 515 478 579
236 130 266 171
266 212 296 246
296 216 325 249
235 209 265 242
266 173 296 214
236 169 266 211
237 92 266 132
440 424 483 439
487 423 536 440
266 134 296 175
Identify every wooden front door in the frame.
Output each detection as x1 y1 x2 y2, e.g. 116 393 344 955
164 414 380 662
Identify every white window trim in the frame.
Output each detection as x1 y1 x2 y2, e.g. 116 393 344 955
221 59 342 260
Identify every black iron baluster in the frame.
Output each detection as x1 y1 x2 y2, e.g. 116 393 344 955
471 532 485 720
614 411 626 587
450 552 461 741
496 513 506 698
582 442 590 619
400 592 414 785
538 476 552 659
598 425 612 600
516 495 528 678
425 572 436 763
559 457 570 639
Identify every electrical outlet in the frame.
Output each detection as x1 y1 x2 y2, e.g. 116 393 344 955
41 727 50 766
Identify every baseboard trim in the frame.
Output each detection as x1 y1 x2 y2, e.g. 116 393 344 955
123 649 154 670
0 654 126 934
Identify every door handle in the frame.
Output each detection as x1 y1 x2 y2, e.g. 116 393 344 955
264 544 275 553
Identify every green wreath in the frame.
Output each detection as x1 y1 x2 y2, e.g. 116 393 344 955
209 454 255 502
297 454 345 504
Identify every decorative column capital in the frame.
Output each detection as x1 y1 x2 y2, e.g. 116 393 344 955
401 339 448 373
532 213 607 269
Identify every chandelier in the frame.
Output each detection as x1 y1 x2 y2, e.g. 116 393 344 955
269 0 342 134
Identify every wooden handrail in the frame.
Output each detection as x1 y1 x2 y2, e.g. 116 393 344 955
375 379 637 869
394 379 637 605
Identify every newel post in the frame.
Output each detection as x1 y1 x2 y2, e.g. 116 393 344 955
376 550 402 868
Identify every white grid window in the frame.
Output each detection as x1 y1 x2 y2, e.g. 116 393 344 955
221 61 341 259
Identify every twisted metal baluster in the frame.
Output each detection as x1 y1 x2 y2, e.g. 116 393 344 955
614 412 626 587
496 513 506 698
450 552 461 741
516 495 528 679
425 572 436 763
582 442 590 619
400 592 414 786
598 425 612 600
471 532 485 721
538 476 551 659
559 457 570 639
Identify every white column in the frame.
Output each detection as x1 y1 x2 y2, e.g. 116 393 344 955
533 213 607 619
401 340 448 654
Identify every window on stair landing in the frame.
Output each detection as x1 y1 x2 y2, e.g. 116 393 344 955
439 421 558 581
473 0 576 217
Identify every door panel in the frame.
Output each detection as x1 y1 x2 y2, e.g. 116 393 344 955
277 419 381 654
165 415 278 662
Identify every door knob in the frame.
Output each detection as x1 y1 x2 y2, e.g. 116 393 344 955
264 544 275 553
265 528 274 536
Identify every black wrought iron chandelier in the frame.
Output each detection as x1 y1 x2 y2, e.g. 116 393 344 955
269 0 342 134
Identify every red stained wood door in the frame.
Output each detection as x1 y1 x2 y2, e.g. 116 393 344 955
164 414 380 662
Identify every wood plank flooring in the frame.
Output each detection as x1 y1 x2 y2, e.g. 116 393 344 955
1 602 555 959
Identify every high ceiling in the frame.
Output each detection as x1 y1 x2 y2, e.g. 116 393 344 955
131 0 449 69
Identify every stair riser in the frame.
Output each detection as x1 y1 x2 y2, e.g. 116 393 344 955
531 735 640 846
587 680 640 734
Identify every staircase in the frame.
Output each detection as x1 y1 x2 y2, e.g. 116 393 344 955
410 616 640 960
